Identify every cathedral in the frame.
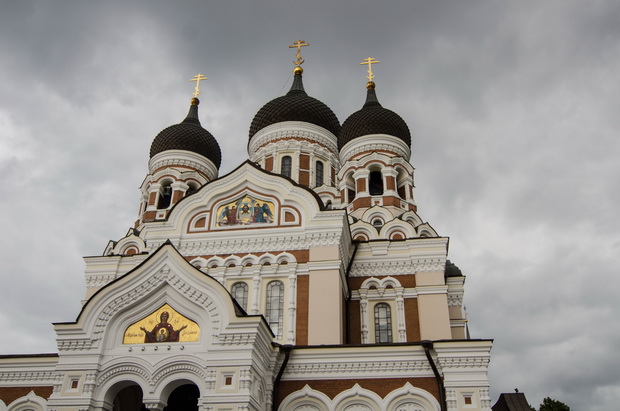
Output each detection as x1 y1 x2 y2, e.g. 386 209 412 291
0 43 493 411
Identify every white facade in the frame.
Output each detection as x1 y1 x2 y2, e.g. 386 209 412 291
0 70 493 411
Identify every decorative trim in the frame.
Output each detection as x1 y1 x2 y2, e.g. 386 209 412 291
149 150 218 181
249 122 338 155
349 258 445 277
340 135 411 164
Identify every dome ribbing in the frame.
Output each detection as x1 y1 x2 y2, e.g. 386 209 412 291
150 100 222 168
249 72 340 139
339 86 411 150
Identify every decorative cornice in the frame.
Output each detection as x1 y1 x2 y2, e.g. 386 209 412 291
340 134 411 163
149 150 218 180
249 122 338 155
285 359 432 376
437 356 491 369
146 231 344 255
349 258 445 277
0 370 59 384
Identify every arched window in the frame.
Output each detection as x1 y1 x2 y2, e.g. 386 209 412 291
266 281 285 338
315 161 324 187
281 156 292 178
157 181 172 209
231 282 248 311
374 303 392 343
369 170 384 195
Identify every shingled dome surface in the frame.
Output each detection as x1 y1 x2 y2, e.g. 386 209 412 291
339 87 411 150
150 103 222 168
249 73 340 139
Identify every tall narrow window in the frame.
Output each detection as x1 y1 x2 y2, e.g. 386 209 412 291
281 156 292 178
374 303 392 343
231 282 248 311
266 281 285 338
369 170 384 195
157 181 172 209
315 161 324 187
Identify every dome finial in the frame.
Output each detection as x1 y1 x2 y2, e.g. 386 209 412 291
360 57 380 89
289 40 309 74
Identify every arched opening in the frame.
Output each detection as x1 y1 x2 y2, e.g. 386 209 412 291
113 385 145 411
281 156 292 178
396 168 407 199
315 161 324 187
185 182 198 197
372 218 384 229
346 173 356 203
368 170 384 196
163 384 200 411
157 181 173 209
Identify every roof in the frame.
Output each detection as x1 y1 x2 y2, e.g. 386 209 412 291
150 101 222 168
249 72 341 139
339 86 411 150
492 393 533 411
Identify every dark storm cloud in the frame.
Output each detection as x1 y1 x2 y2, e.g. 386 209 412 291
1 1 618 410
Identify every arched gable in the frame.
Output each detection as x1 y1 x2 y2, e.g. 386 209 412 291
55 243 268 353
141 161 332 236
6 391 47 411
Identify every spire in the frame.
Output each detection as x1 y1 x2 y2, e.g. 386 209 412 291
287 71 307 96
363 83 382 108
182 98 201 125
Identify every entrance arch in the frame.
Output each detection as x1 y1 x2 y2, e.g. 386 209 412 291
163 384 199 411
112 383 145 411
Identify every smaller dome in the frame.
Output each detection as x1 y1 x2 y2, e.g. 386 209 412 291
339 86 411 150
249 72 341 139
150 100 222 168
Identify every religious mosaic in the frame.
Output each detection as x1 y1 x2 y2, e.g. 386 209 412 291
123 304 200 344
216 194 275 227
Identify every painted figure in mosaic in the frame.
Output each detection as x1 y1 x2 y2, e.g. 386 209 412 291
140 311 187 343
254 203 266 223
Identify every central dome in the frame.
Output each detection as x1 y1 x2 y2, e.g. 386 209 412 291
249 72 340 139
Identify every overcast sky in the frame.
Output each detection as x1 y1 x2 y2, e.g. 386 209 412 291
1 1 618 409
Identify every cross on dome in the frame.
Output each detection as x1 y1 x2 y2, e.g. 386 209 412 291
289 40 309 74
190 73 208 98
360 57 380 88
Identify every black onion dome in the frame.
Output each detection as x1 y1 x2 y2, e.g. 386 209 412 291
249 72 341 139
339 86 411 150
150 100 222 168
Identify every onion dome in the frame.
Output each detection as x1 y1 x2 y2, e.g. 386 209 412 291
339 82 411 150
249 71 341 139
150 98 222 168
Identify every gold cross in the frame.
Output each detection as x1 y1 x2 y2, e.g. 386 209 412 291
190 73 208 98
360 57 380 81
289 40 309 66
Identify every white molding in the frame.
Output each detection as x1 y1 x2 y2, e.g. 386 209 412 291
249 122 338 155
340 135 411 164
149 150 218 181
